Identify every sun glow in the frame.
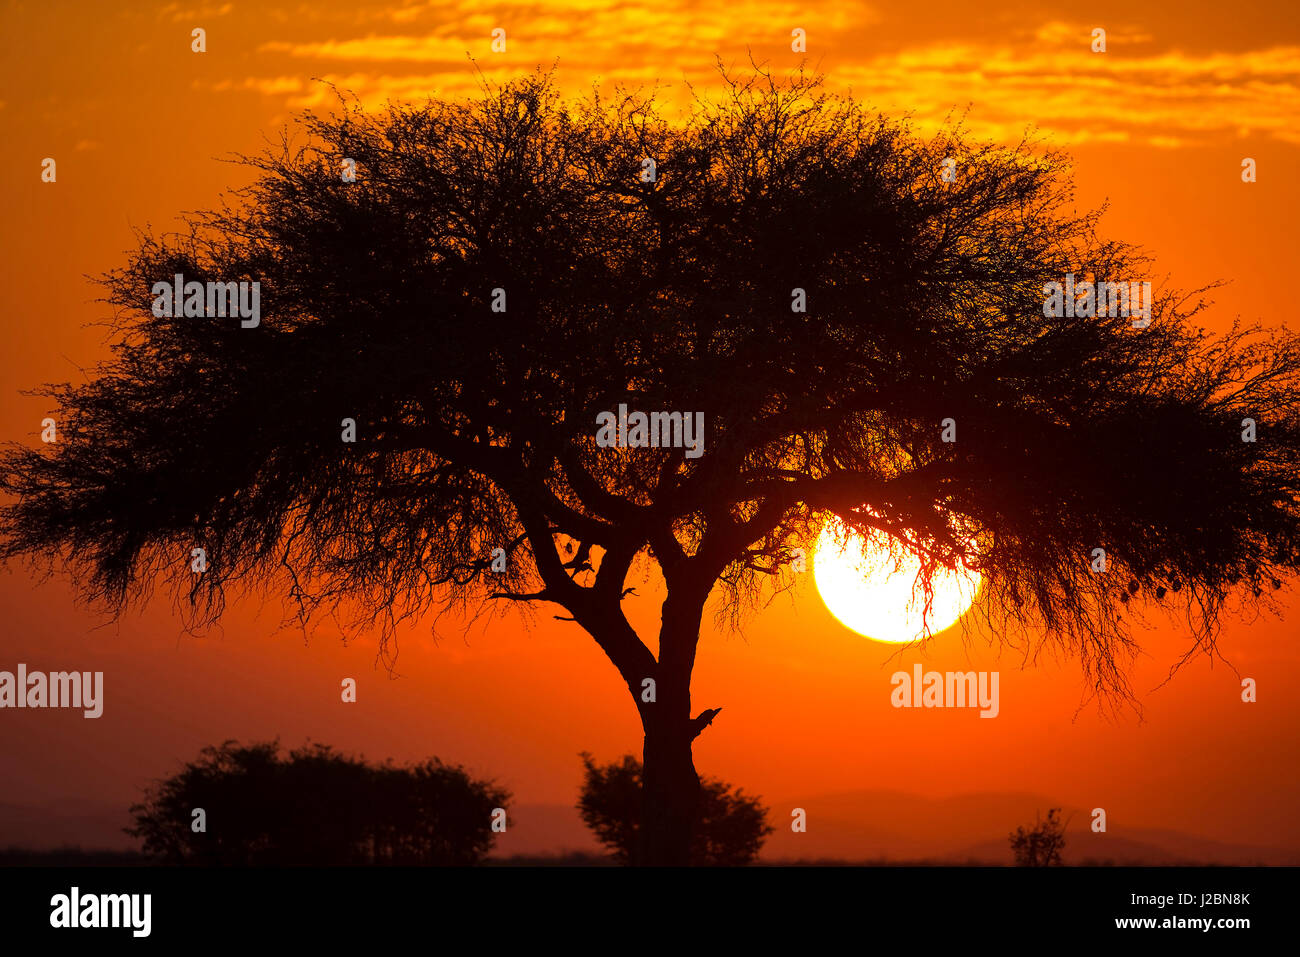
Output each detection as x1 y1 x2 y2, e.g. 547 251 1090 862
812 519 982 644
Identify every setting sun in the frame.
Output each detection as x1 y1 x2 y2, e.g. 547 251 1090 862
813 519 982 644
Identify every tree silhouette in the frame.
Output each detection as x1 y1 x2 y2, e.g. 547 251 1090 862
577 752 772 865
5 67 1300 865
1009 808 1068 866
126 740 509 865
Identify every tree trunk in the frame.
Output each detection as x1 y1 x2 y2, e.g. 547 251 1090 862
634 579 711 866
637 716 701 866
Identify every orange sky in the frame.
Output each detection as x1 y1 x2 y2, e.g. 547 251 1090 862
1 0 1298 860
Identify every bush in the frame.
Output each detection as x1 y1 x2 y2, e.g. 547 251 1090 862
127 740 509 865
577 752 773 865
1009 808 1067 866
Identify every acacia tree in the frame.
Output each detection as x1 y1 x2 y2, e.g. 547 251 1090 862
4 69 1300 866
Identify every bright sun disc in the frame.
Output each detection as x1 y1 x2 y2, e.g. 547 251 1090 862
813 519 981 644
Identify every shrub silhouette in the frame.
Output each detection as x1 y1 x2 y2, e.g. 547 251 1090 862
577 752 772 865
127 740 509 865
1009 807 1067 866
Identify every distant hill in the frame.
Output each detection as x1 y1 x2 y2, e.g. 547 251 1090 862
490 803 602 858
760 790 1300 865
0 799 135 851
